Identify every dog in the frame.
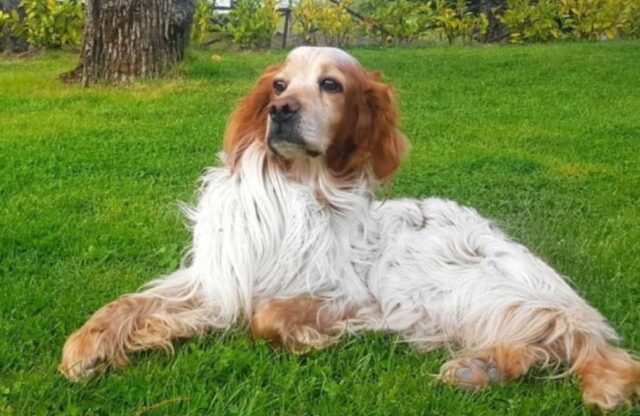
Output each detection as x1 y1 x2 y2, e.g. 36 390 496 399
60 46 640 411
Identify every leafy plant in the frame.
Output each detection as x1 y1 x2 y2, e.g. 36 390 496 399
294 0 356 46
453 0 488 43
293 0 323 44
560 0 635 40
223 0 279 49
318 0 356 46
499 0 562 43
0 10 9 44
433 0 487 44
192 0 215 45
359 0 434 44
11 0 84 48
497 0 638 42
625 1 640 37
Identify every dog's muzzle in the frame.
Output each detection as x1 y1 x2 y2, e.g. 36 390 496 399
267 98 321 158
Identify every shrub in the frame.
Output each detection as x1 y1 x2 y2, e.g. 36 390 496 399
359 0 434 44
626 1 640 37
433 0 488 44
192 0 215 45
560 0 635 40
318 0 356 46
0 10 9 41
294 0 356 46
293 0 323 44
498 0 638 42
499 0 562 43
224 0 279 49
0 10 11 51
10 0 84 48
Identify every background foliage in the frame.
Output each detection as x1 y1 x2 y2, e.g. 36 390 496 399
216 0 640 46
432 0 488 44
192 0 215 45
500 0 562 43
500 0 639 43
1 0 82 49
293 0 355 46
0 0 639 51
358 0 433 44
222 0 279 48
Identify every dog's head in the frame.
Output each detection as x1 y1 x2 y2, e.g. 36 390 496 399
224 47 407 181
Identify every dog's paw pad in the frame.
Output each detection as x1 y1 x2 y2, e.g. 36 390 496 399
440 357 502 389
486 364 503 383
455 367 474 382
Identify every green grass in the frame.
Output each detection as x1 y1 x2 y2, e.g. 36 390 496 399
1 41 639 415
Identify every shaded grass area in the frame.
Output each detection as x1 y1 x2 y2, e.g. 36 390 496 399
1 42 639 415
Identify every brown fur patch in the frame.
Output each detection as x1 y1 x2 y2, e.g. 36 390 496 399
325 68 407 182
223 65 280 168
575 346 640 410
250 297 348 354
59 295 203 381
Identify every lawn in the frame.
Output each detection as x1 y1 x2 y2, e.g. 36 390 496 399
1 41 639 415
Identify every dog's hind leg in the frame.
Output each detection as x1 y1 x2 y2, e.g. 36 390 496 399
571 338 640 411
438 306 640 411
59 269 212 381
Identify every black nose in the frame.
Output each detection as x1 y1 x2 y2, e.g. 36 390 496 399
269 98 301 123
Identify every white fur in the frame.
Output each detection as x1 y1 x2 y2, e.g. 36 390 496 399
144 141 616 356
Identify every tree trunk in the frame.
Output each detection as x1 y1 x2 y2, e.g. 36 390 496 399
69 0 195 86
0 0 28 53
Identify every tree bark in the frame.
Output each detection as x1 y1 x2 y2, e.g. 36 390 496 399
0 0 28 53
69 0 195 86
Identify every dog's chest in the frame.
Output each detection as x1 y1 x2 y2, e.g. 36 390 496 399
189 163 375 301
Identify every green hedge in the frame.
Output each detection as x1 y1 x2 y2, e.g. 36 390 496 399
1 0 638 52
0 0 83 49
501 0 639 43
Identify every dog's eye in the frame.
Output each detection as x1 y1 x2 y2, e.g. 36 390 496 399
319 78 342 93
273 80 287 95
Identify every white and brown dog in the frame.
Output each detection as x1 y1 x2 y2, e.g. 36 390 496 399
60 47 640 411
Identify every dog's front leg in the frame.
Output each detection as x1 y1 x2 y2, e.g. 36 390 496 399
250 297 353 354
59 269 212 381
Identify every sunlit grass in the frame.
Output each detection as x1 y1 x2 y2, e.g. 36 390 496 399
1 41 639 415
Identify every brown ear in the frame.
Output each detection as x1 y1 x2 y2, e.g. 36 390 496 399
368 70 383 82
366 79 407 180
223 65 280 166
358 75 408 181
326 72 407 182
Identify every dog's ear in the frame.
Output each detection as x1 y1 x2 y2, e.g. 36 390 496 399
368 70 383 82
223 65 280 167
360 75 408 181
326 70 407 182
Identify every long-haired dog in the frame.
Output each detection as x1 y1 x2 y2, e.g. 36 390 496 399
60 47 640 411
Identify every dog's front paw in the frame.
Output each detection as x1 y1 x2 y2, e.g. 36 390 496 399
59 328 111 381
